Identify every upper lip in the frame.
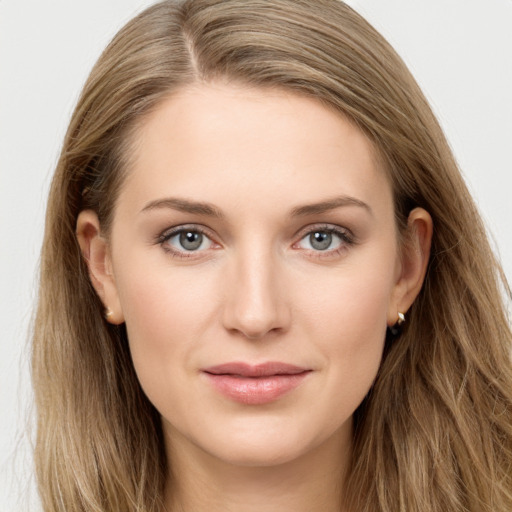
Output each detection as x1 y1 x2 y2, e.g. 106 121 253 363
202 362 310 378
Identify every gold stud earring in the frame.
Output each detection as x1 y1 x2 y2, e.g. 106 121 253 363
105 307 114 319
397 311 406 325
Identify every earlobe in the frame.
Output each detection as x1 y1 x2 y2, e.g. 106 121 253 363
76 210 124 325
388 207 433 326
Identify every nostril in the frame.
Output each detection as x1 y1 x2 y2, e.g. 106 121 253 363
224 308 288 340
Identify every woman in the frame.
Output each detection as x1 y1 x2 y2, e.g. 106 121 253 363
32 0 512 511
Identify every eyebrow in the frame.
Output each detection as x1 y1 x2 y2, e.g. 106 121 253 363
140 195 371 218
141 197 225 218
290 195 372 217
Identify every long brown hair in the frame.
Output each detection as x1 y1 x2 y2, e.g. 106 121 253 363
32 1 512 510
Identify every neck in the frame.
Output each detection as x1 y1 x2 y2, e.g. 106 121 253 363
163 425 352 512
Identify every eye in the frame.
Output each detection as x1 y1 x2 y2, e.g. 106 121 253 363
159 226 216 256
305 231 338 251
295 226 354 253
174 231 207 251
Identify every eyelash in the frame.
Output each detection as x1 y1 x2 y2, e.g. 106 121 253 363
156 223 356 260
157 224 216 260
293 224 355 259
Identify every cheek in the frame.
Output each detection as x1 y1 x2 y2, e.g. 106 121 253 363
304 254 394 341
113 257 217 396
299 254 396 401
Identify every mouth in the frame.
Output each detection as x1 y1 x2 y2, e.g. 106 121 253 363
202 362 312 405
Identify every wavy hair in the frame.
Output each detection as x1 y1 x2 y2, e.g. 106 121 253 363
32 0 512 510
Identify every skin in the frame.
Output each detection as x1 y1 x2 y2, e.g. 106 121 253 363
77 83 432 512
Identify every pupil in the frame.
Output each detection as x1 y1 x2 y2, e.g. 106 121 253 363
310 231 332 251
180 231 203 250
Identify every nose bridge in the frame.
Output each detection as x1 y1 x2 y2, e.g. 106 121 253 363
223 242 289 339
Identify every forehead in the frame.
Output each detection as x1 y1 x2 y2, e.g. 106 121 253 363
117 83 391 219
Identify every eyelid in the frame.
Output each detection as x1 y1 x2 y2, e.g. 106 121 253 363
157 224 220 258
293 223 355 243
292 223 356 255
158 223 212 239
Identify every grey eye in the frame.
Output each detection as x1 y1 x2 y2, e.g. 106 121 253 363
309 231 333 251
179 231 204 251
161 227 215 256
296 228 346 253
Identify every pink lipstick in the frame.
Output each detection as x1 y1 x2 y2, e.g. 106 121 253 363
202 362 311 405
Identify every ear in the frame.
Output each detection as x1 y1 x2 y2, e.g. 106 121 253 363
387 207 433 326
76 210 124 325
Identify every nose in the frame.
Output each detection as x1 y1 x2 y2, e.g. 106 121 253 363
222 250 291 340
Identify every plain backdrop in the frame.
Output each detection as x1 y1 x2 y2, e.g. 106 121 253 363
1 0 511 510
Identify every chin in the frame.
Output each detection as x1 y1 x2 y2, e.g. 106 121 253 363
211 438 312 468
191 414 350 469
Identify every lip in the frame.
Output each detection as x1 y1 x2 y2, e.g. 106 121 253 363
202 362 312 405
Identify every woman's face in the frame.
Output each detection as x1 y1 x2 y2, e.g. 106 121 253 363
88 84 417 467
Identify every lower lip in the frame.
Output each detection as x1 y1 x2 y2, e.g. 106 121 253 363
203 372 310 405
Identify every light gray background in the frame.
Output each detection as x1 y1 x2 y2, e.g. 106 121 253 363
1 1 511 510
